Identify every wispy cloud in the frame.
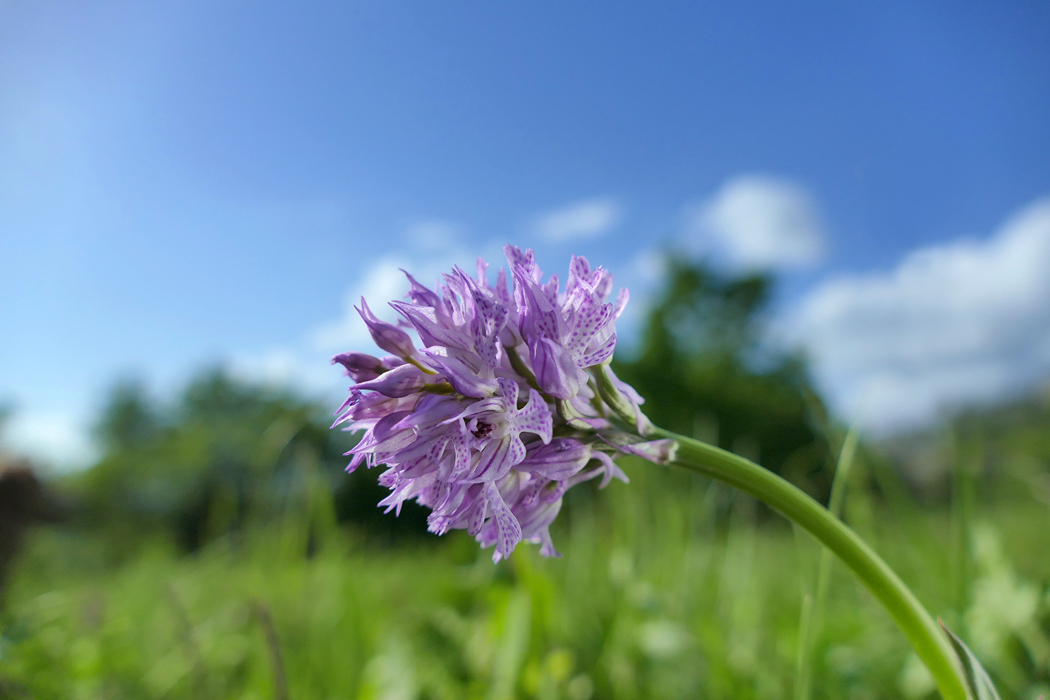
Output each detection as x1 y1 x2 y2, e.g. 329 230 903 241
403 220 464 251
228 348 334 395
786 196 1050 432
309 254 425 355
532 197 622 242
233 222 502 400
685 175 826 270
612 248 667 354
2 409 96 472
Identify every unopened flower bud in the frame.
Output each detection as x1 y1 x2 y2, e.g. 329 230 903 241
352 364 427 398
356 298 417 359
331 352 386 382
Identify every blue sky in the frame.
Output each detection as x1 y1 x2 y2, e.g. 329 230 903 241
2 1 1049 468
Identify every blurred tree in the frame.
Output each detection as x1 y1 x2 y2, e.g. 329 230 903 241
613 256 833 498
72 367 430 558
93 379 161 452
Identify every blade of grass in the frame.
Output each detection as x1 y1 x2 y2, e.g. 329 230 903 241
949 428 978 631
165 584 208 694
255 601 290 700
794 422 860 700
486 589 532 700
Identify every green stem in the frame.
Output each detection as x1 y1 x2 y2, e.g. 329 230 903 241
653 427 967 700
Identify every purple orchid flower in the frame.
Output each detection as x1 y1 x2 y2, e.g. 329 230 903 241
332 246 670 562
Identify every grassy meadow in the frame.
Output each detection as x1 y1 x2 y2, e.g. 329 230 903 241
3 451 1049 700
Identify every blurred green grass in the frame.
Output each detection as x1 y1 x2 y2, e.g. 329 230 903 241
3 455 1049 700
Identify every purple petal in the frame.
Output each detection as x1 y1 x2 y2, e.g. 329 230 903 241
448 424 472 478
466 279 509 369
466 497 486 536
390 301 465 349
513 270 560 339
529 336 585 400
331 352 385 382
516 438 590 480
357 298 417 358
401 270 441 306
493 267 512 306
347 393 414 421
505 245 540 282
399 394 467 428
352 364 427 398
614 438 678 465
613 287 629 319
564 298 613 356
516 491 564 532
513 389 553 444
537 531 561 558
345 451 367 473
591 450 630 488
578 334 616 368
468 435 519 482
496 377 519 407
485 482 522 563
351 410 413 452
542 274 560 306
568 255 591 288
424 348 498 398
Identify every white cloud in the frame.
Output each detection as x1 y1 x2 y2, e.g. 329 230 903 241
308 242 489 357
613 248 668 354
404 220 463 251
787 197 1050 433
309 257 419 355
228 348 336 395
686 175 826 270
233 259 428 404
2 410 96 472
234 222 507 401
307 222 481 357
533 197 622 241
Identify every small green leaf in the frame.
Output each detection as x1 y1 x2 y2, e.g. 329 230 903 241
938 619 1002 700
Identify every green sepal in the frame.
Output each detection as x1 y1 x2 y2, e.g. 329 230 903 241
592 362 654 436
555 399 595 431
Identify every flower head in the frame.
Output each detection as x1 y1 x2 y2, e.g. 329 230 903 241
332 245 673 562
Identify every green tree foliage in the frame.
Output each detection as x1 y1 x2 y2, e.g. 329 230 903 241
93 379 162 453
614 256 833 498
73 368 429 558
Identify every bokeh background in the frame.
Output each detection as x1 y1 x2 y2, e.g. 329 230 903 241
2 2 1049 698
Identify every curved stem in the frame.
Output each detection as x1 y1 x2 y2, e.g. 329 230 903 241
653 427 967 700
